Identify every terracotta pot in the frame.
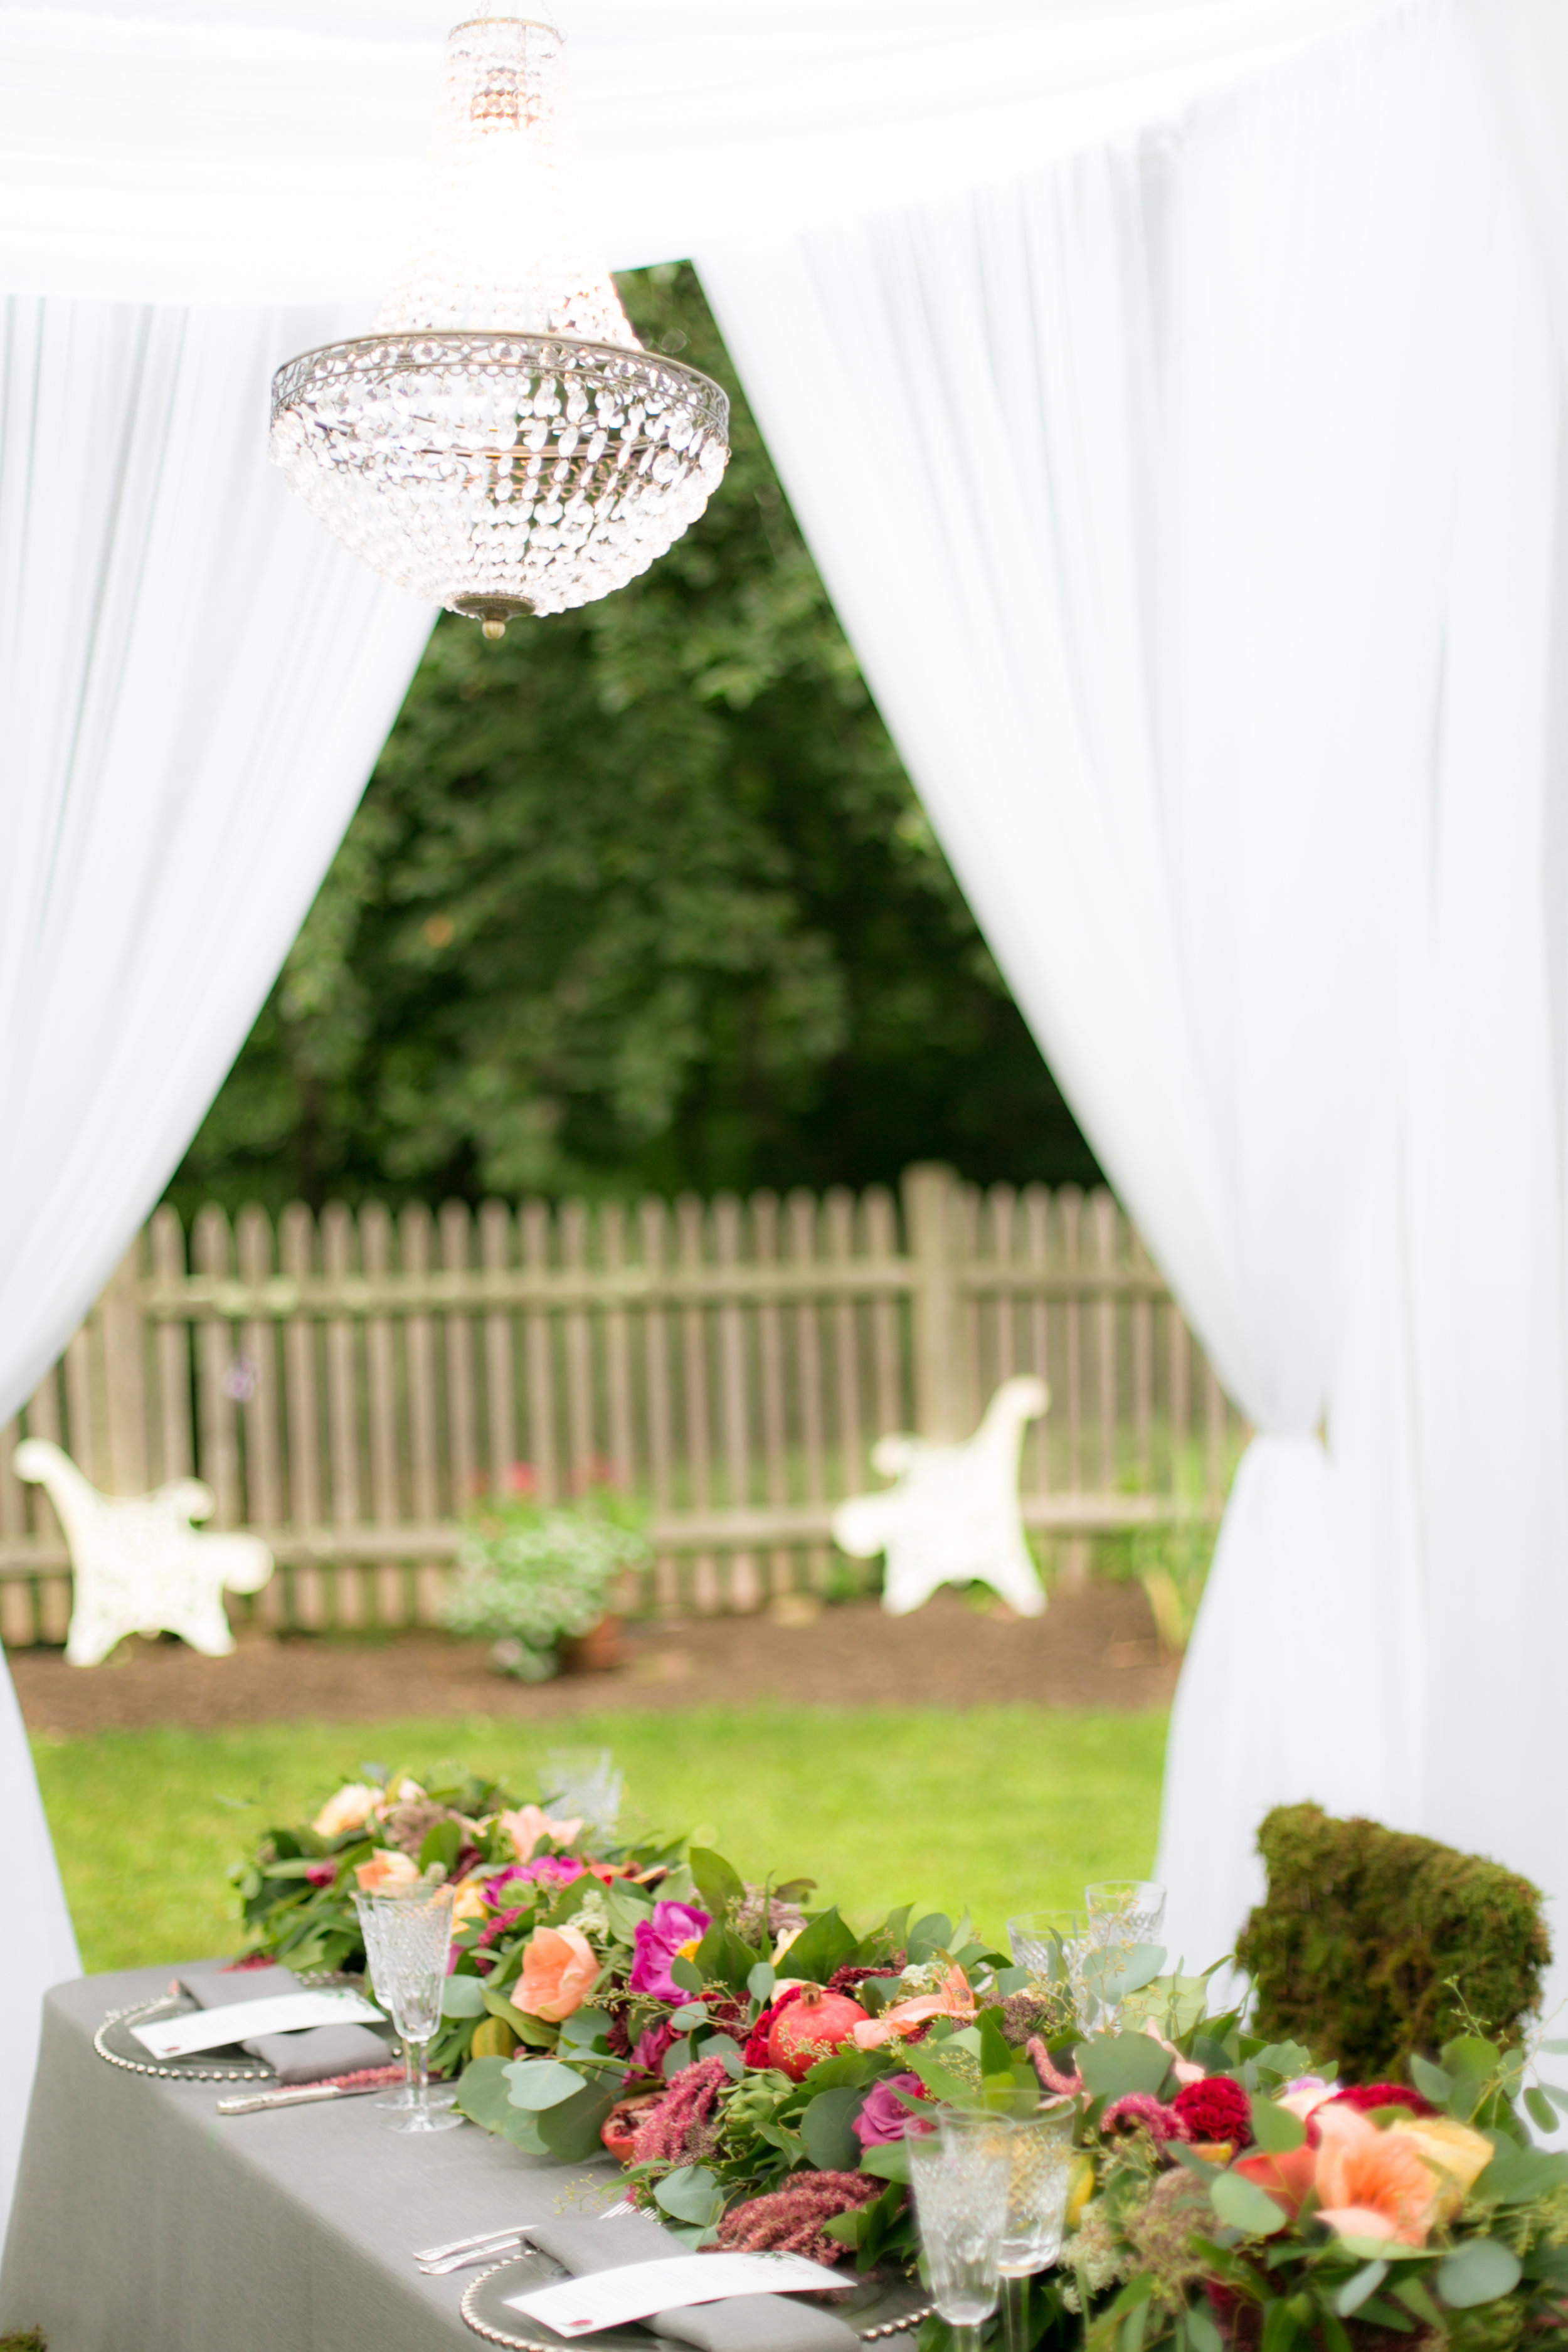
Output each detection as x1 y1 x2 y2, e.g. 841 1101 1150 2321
561 1614 626 1673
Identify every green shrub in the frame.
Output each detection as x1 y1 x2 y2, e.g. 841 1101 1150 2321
1235 1802 1550 2074
444 1479 651 1679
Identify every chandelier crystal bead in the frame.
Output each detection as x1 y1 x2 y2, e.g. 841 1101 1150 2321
268 14 729 631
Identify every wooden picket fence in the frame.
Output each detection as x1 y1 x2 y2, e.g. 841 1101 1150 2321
0 1165 1246 1645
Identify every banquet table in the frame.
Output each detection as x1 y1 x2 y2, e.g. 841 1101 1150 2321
0 1962 623 2352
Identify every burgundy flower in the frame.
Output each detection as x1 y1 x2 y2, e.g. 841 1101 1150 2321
629 1902 712 2000
304 1862 337 1888
1326 2082 1437 2119
852 2075 930 2149
1103 2092 1185 2144
1171 2075 1253 2148
630 2057 731 2165
716 2173 882 2267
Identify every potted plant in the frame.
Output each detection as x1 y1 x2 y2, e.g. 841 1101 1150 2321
444 1470 652 1680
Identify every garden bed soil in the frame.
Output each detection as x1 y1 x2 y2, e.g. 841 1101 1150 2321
8 1579 1177 1739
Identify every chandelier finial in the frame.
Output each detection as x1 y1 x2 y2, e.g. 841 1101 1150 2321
268 12 728 628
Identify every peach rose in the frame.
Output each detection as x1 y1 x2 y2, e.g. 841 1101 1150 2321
520 1924 599 2021
1313 2102 1440 2246
499 1804 584 1862
355 1848 420 1895
853 1965 977 2050
313 1783 380 1840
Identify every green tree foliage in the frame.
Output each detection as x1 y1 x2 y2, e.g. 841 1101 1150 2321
169 265 1097 1217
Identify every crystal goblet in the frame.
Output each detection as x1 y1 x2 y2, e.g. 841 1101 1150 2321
908 2116 1010 2352
354 1883 463 2133
543 1746 622 1835
1083 1880 1167 2029
990 2106 1077 2352
1007 1908 1091 2032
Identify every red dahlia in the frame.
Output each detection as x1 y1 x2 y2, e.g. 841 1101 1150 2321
1171 2074 1253 2148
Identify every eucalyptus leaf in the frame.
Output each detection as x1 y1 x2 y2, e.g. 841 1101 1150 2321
1409 2057 1453 2107
668 2003 709 2030
440 1974 488 2018
1475 2144 1568 2205
1186 2302 1223 2352
670 1956 705 1994
1436 2240 1522 2309
1076 2032 1172 2102
1333 2262 1389 2318
1079 1944 1167 2001
800 2085 866 2171
860 2140 913 2185
538 2079 620 2162
1526 2086 1557 2135
1249 2096 1306 2154
505 2058 587 2111
1209 2170 1289 2238
748 1962 776 2002
654 2165 725 2228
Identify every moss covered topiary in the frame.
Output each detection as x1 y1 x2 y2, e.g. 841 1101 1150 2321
1234 1802 1550 2075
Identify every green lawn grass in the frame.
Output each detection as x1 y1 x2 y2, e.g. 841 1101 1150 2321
31 1706 1168 1976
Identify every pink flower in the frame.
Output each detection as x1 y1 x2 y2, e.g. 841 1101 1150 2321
499 1804 584 1862
633 2019 680 2075
852 2075 930 2149
304 1861 338 1888
519 1924 599 2021
629 1901 712 1998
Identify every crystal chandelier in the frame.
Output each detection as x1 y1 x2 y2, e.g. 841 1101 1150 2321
269 14 729 637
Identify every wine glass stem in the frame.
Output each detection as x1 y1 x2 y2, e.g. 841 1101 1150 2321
408 2035 429 2115
1002 2275 1034 2352
950 2328 983 2352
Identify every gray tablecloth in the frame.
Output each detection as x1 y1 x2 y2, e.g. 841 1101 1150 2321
0 1962 625 2352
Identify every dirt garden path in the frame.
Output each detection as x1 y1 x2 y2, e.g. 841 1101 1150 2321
9 1581 1176 1737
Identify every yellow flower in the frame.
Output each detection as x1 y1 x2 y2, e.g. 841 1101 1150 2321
450 1876 490 1931
1394 2117 1496 2217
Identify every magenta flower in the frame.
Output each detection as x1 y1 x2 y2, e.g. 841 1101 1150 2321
304 1861 338 1888
852 2075 930 2149
633 2018 679 2075
629 1900 712 1998
482 1856 586 1905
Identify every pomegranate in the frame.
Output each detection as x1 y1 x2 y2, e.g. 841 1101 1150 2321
765 1986 869 2081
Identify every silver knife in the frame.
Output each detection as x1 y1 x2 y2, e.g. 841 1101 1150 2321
216 2079 396 2115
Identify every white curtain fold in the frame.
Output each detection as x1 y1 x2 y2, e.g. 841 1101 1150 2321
0 295 434 2223
701 0 1565 1969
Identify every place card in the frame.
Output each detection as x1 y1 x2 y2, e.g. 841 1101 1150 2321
504 2252 844 2337
130 1988 385 2058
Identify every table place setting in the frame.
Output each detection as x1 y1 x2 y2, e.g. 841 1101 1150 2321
12 1759 1567 2352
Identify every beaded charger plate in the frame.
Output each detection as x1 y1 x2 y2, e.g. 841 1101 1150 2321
460 2251 932 2350
93 1974 370 2084
93 1993 275 2083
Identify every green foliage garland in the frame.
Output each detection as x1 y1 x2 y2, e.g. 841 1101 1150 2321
1235 1803 1550 2072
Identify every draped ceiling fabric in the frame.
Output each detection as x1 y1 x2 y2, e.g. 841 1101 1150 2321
697 0 1568 1985
0 297 435 2222
3 0 1568 2227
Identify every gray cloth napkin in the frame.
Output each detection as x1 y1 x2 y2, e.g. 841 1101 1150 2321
526 2212 861 2352
178 1963 392 2084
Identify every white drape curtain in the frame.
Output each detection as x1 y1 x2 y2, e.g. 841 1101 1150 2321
0 295 435 2222
699 0 1568 1974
